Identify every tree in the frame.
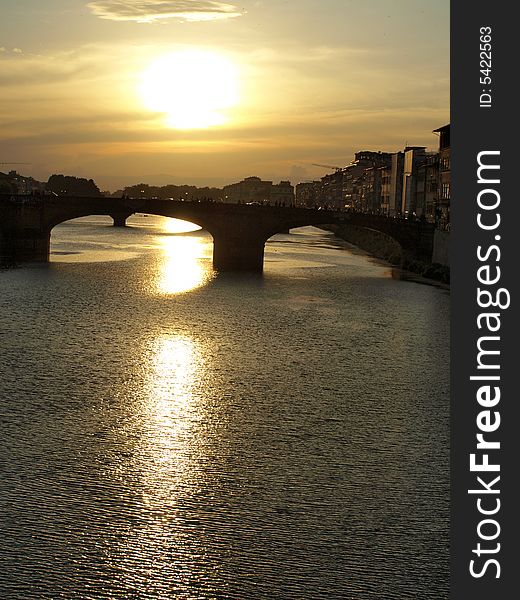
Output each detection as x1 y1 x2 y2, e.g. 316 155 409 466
47 174 102 196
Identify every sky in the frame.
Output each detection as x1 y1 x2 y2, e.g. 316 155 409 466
0 0 449 190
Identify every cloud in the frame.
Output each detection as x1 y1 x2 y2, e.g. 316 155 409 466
0 49 102 86
0 47 23 54
86 0 243 23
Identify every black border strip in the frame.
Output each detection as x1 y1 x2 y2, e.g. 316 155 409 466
452 1 519 597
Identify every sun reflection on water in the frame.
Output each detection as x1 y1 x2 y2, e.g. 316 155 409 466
110 334 209 591
155 232 214 295
146 336 201 463
161 218 202 235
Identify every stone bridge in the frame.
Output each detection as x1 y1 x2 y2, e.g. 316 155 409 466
0 195 435 271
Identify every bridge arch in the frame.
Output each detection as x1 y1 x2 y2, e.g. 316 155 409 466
48 213 213 265
1 195 435 270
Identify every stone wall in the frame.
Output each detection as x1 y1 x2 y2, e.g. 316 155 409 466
321 223 450 284
322 224 403 265
432 229 450 266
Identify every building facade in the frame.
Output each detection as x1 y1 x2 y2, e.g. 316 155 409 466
0 170 46 195
433 124 451 228
223 177 273 204
343 151 392 211
295 181 322 208
401 147 427 215
271 180 295 205
223 176 294 205
416 153 439 221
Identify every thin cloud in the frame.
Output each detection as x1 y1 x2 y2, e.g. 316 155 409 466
0 50 102 86
0 47 23 54
86 0 243 23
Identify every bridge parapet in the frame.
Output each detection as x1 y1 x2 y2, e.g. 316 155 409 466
0 194 434 270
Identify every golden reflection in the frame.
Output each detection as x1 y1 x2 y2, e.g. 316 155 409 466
149 336 199 443
156 233 213 295
161 217 201 234
136 335 204 500
139 335 204 508
108 333 210 589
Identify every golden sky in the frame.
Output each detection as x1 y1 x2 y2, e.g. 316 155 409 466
0 0 449 190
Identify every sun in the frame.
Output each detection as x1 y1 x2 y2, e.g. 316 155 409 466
139 50 238 129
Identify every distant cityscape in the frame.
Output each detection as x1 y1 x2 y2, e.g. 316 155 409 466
297 124 450 229
1 123 450 229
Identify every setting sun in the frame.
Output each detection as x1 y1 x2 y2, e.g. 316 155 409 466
139 50 238 130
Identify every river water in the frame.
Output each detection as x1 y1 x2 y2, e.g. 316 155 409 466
0 216 449 599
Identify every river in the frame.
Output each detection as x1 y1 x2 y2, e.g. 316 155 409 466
0 215 450 599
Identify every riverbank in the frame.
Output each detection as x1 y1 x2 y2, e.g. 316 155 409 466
322 224 450 285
